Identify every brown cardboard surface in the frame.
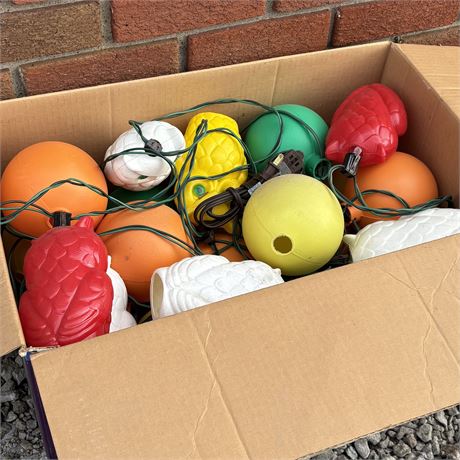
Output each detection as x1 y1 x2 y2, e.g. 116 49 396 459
382 45 460 205
0 42 389 168
0 241 24 355
0 42 390 357
31 236 460 459
0 42 459 458
396 45 460 117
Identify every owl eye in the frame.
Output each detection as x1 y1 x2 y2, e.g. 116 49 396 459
193 184 206 198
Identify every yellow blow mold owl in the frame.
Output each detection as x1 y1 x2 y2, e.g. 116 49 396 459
175 112 248 228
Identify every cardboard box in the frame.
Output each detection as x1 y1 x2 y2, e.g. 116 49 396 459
1 42 459 459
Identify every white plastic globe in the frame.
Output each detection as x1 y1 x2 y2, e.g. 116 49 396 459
104 120 185 191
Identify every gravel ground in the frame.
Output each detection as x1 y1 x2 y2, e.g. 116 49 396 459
1 352 459 459
1 353 45 459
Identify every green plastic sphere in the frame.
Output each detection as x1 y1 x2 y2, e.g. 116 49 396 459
244 104 330 179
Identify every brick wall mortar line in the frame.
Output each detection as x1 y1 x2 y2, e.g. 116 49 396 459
375 21 460 44
396 20 460 41
326 7 337 47
266 0 274 14
10 65 26 98
106 4 271 46
177 34 187 73
0 36 177 71
0 0 372 48
99 0 113 44
1 0 371 14
1 0 458 96
0 13 460 70
1 17 457 73
266 0 374 16
331 20 460 48
0 0 88 13
2 0 443 73
0 8 329 69
180 8 329 39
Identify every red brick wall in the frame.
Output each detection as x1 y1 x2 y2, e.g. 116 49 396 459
0 0 459 99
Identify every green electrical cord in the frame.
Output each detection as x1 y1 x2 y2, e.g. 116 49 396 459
0 97 453 305
127 295 150 310
328 164 452 221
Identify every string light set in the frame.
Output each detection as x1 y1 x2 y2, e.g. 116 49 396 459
1 88 455 347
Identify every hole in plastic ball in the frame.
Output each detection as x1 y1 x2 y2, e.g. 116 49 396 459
273 235 293 255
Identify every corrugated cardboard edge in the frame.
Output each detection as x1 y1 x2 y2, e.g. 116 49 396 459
1 41 459 458
0 42 390 359
0 41 391 168
382 44 460 205
30 235 460 459
395 44 460 117
0 240 25 355
302 403 460 460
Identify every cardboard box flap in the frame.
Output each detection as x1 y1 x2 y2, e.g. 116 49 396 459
382 44 459 205
396 44 460 118
0 42 389 360
31 235 460 459
0 41 390 168
0 241 25 356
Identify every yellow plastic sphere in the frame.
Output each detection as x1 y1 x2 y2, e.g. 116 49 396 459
242 175 344 276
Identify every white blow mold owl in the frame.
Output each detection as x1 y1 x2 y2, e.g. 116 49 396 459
106 257 137 332
344 208 460 262
150 255 284 318
104 121 185 191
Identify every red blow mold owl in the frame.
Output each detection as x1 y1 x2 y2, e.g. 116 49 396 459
19 217 113 347
326 84 407 166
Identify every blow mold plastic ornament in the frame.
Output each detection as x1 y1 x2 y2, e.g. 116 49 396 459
242 175 344 276
19 217 113 347
150 255 283 318
97 205 190 302
104 121 185 191
343 151 439 227
344 208 460 262
175 112 247 225
244 104 329 178
106 257 137 333
326 84 407 166
1 141 108 238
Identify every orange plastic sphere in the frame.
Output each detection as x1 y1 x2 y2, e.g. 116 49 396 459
343 151 439 227
97 205 191 302
198 232 248 262
1 141 107 237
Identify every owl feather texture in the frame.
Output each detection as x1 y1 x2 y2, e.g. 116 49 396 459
344 208 460 262
151 255 284 318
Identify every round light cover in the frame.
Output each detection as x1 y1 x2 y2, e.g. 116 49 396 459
104 121 185 191
242 174 344 276
244 104 329 179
